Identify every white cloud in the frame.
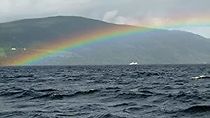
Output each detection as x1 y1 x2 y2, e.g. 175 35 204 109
102 10 139 25
114 16 140 25
103 10 118 22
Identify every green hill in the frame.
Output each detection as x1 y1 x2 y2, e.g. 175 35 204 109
1 16 210 65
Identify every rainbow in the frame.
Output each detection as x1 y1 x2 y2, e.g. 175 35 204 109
4 15 210 66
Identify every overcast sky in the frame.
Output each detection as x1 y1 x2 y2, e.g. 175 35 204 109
0 0 209 38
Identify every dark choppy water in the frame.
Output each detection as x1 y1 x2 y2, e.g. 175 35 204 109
1 65 210 118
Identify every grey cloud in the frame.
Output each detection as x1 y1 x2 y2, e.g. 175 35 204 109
0 0 209 22
0 0 209 37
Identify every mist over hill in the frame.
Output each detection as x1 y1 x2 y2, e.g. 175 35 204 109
0 16 210 65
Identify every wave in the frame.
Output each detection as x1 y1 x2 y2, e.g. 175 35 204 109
0 87 100 100
110 102 137 107
70 89 100 97
0 111 26 117
181 105 210 113
88 113 126 118
115 92 153 99
32 89 100 100
192 75 210 79
1 74 34 79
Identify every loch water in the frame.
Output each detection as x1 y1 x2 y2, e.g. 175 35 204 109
0 65 210 118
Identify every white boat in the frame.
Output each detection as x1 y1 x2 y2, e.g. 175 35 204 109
129 62 138 65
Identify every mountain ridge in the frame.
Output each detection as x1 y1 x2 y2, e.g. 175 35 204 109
0 16 206 39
